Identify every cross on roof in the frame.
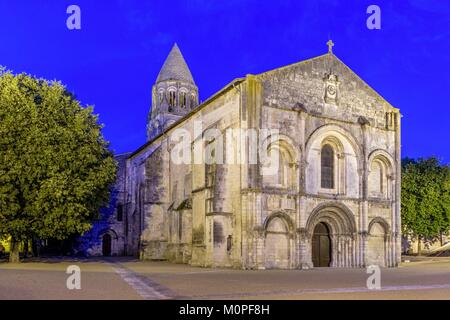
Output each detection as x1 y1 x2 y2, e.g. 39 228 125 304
327 40 334 53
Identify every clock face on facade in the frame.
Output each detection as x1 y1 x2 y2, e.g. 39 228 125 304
327 85 336 96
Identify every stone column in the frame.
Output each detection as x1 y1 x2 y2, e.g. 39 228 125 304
394 111 402 266
359 231 368 267
297 111 309 269
389 173 396 264
297 228 311 269
254 227 265 270
358 116 370 267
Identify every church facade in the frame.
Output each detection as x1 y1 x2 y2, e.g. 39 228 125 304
78 42 402 269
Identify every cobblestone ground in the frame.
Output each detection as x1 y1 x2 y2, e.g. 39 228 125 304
1 257 450 299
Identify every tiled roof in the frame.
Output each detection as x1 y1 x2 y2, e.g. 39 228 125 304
156 43 195 84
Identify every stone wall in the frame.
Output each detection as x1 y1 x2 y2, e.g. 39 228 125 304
76 153 129 256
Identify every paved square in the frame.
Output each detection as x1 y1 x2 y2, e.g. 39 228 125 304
1 257 450 299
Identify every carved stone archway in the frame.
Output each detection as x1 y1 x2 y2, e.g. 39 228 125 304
305 202 357 268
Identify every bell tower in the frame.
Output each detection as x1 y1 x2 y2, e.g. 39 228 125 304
147 43 199 141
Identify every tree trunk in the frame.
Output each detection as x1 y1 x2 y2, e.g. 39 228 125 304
9 238 20 263
417 237 422 256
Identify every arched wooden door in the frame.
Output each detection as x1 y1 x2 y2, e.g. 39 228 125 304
102 234 112 256
312 222 331 267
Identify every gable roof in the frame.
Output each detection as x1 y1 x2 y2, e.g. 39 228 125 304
258 52 397 110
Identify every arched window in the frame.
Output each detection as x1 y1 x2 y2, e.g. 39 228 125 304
168 90 176 109
190 94 196 108
277 149 292 187
262 141 295 188
321 144 334 189
369 160 383 196
368 155 392 199
158 90 164 104
179 92 187 108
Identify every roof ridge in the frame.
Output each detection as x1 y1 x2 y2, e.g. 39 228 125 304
257 52 397 110
257 53 329 77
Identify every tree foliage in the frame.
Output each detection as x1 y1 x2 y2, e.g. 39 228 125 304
0 69 117 261
401 157 450 252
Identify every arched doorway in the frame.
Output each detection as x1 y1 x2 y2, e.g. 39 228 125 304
306 202 357 268
312 222 331 267
102 234 112 256
264 217 290 269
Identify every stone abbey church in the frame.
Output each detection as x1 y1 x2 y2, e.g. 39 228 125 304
77 41 401 269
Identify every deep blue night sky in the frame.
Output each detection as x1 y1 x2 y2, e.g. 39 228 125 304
0 1 449 162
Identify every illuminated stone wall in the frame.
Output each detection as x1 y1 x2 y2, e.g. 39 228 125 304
84 49 401 269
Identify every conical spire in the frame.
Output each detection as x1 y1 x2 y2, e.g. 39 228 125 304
156 43 195 84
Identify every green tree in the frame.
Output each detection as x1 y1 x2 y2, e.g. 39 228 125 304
401 157 450 255
0 69 117 262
